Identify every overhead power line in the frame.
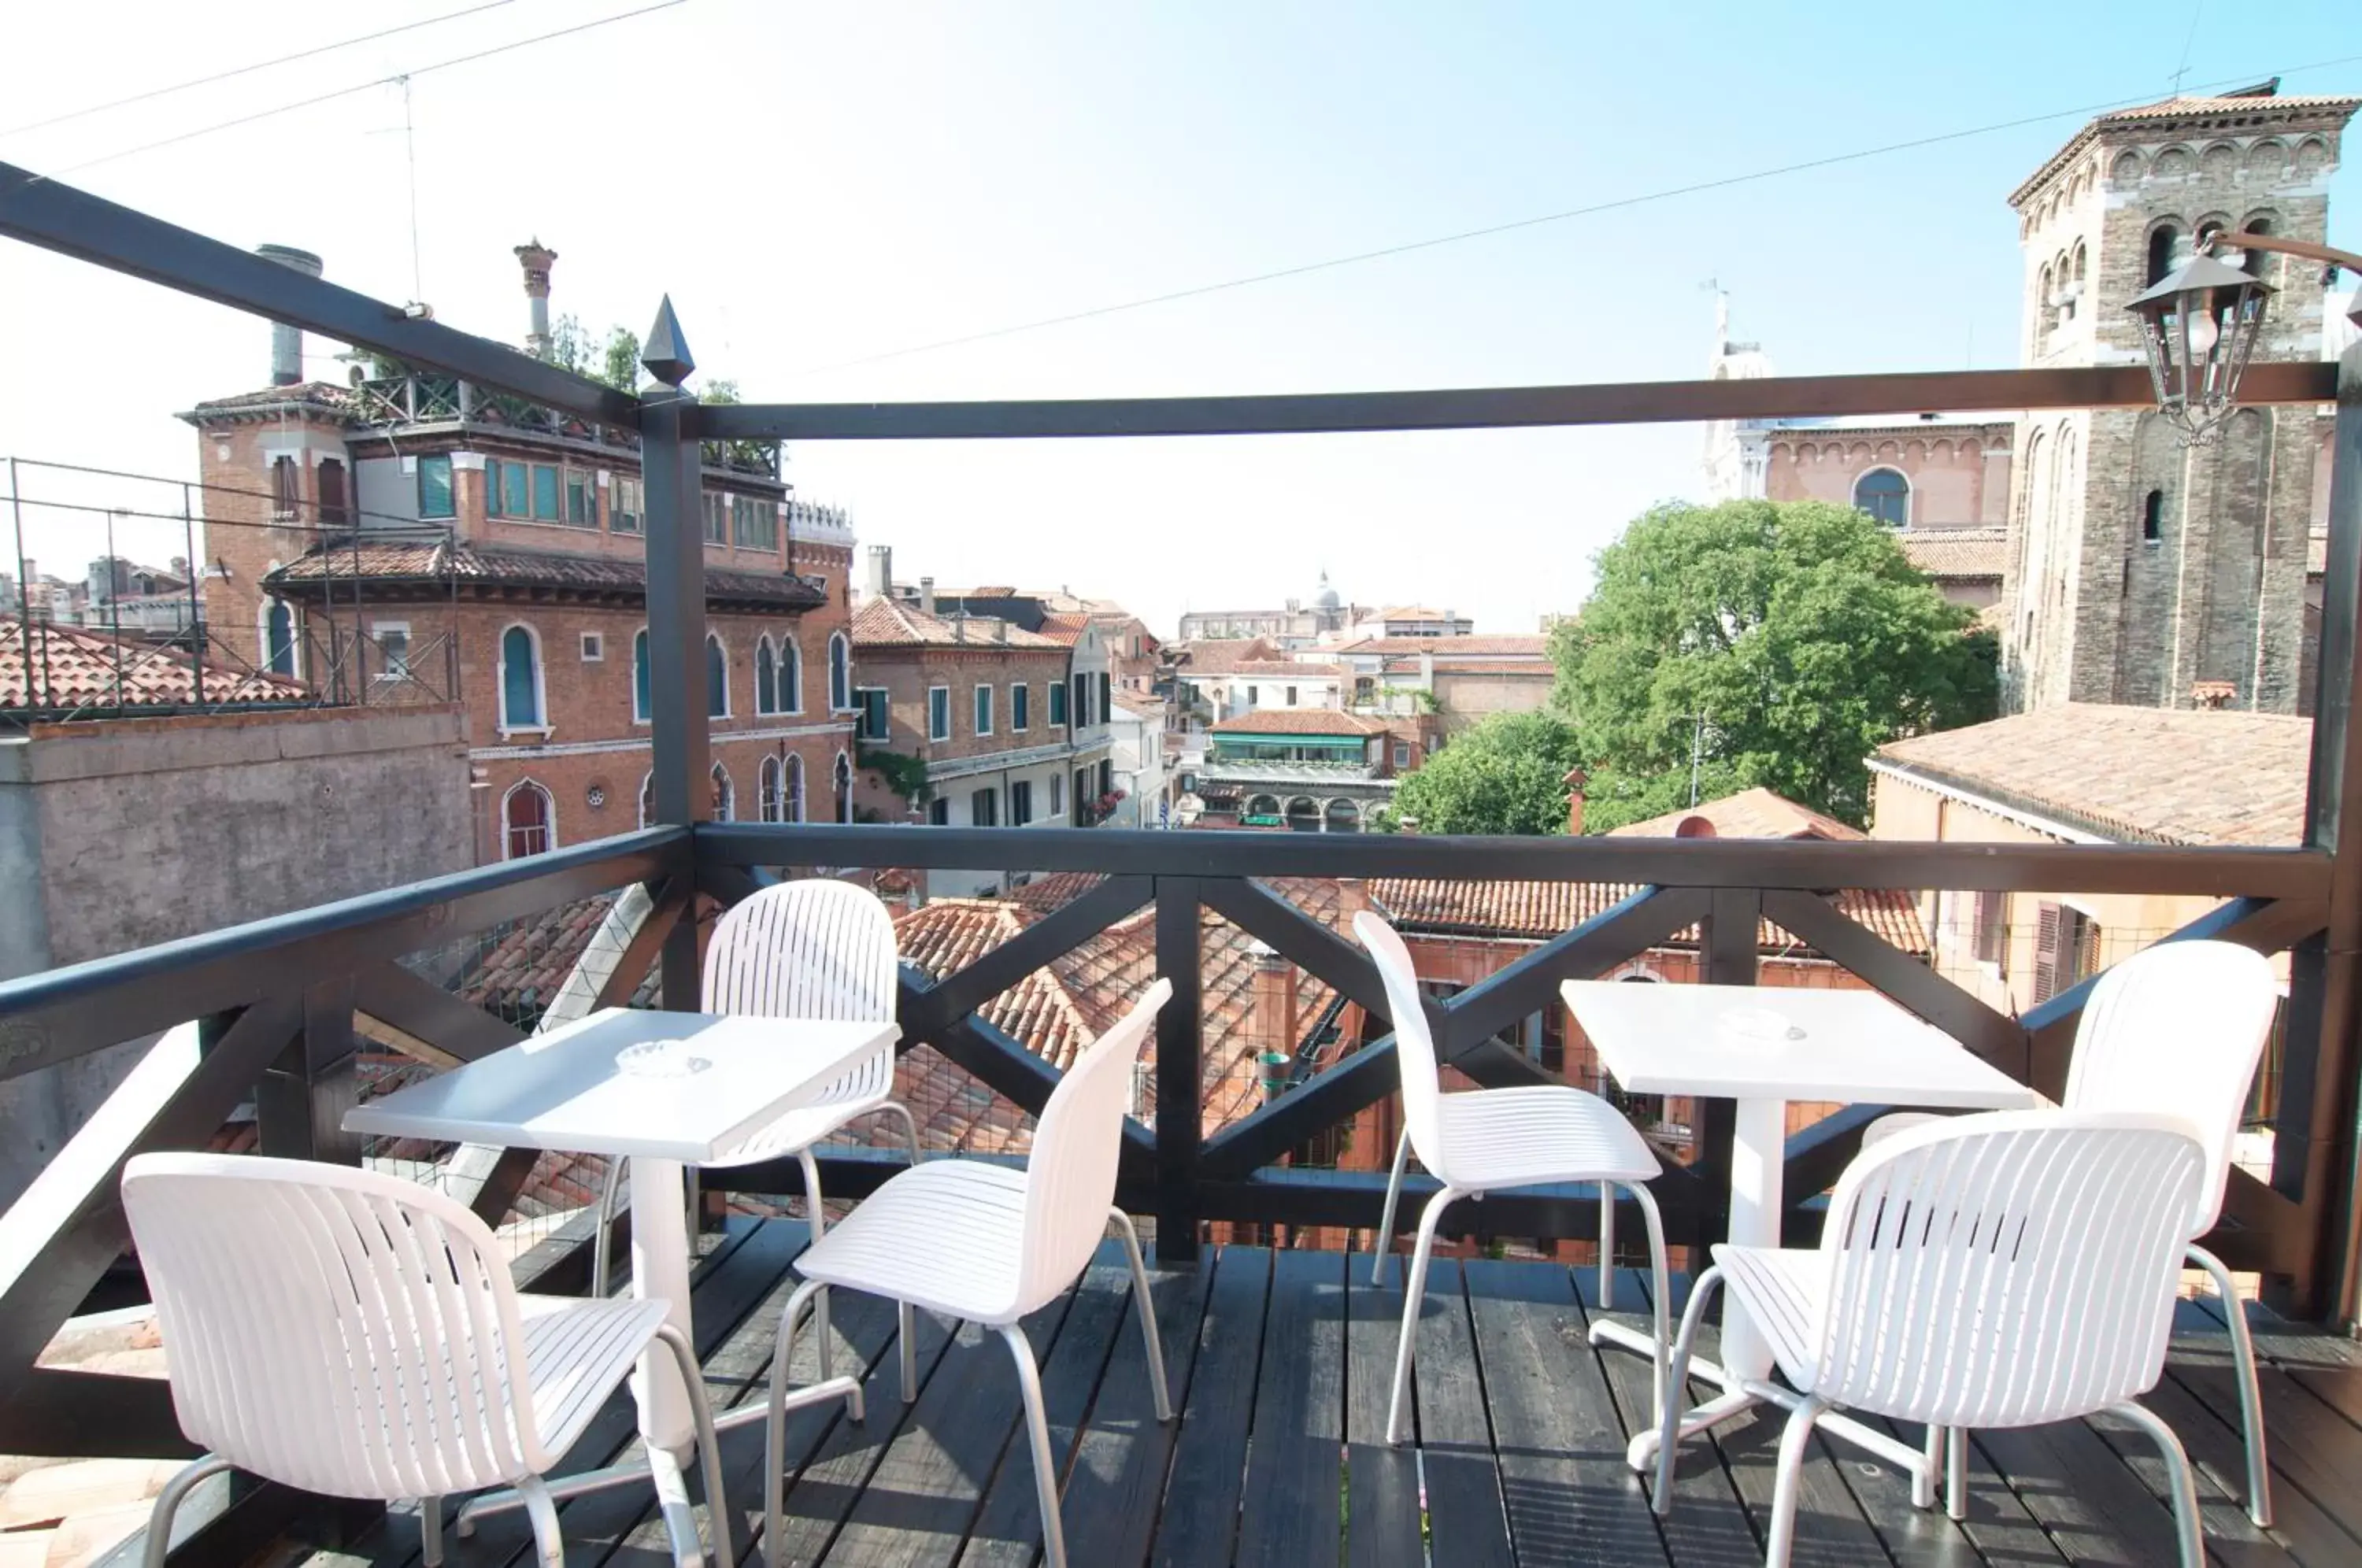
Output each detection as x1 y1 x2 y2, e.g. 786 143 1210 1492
0 0 520 140
796 51 2362 378
12 0 687 186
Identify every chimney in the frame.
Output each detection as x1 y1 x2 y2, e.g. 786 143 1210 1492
991 619 1007 644
513 239 557 360
254 245 323 386
864 544 893 601
170 557 187 579
920 576 936 614
1249 943 1298 1104
2193 680 2238 710
1564 766 1588 836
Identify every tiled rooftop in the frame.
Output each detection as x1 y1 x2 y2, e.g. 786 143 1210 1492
1164 637 1284 674
1209 708 1388 737
0 617 304 709
1897 525 2008 582
1875 703 2312 845
850 597 1062 649
265 542 827 610
1332 634 1549 657
1606 785 1865 841
1372 877 1928 957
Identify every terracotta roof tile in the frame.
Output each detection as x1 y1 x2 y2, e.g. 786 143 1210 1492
851 597 1062 649
2012 87 2359 207
1218 660 1346 679
0 616 304 709
1607 786 1865 842
1898 527 2008 581
1165 638 1284 674
1875 704 2309 845
1370 878 1927 958
1037 611 1095 646
1209 708 1386 737
265 542 827 610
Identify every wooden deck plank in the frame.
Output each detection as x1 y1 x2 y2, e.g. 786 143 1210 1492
1342 1251 1423 1568
1845 1414 2061 1568
1969 1415 2196 1566
1234 1248 1347 1568
2164 1356 2362 1555
1408 1256 1514 1568
1462 1256 1668 1568
1577 1267 1762 1565
765 1293 962 1567
1049 1248 1216 1568
955 1248 1136 1568
2134 1352 2357 1568
1150 1247 1272 1568
816 1282 1085 1568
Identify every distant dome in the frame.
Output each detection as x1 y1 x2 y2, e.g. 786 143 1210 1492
1313 571 1341 610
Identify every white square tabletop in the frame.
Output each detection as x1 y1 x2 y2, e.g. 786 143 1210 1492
342 1007 901 1162
1559 980 2042 1109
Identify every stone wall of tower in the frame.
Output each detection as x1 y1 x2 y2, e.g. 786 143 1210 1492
2001 97 2350 713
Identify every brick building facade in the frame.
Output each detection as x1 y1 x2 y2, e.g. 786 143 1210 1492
183 258 860 865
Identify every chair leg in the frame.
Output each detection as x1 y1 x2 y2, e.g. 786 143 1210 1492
517 1475 565 1568
1112 1207 1174 1422
768 1277 861 1568
2190 1241 2272 1528
421 1496 445 1568
1385 1185 1460 1446
1653 1266 1725 1517
1946 1426 1968 1522
797 1147 833 1385
2112 1400 2205 1568
1620 1179 1672 1429
657 1321 732 1567
1598 1183 1617 1311
592 1155 627 1300
879 1100 924 1166
1372 1129 1410 1285
999 1323 1068 1568
1766 1396 1831 1568
143 1455 232 1568
900 1300 918 1404
1915 1422 1940 1510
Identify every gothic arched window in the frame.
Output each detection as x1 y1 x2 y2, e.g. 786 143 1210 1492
1852 468 1911 528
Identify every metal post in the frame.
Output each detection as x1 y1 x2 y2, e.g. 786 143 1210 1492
639 379 709 1008
256 978 362 1164
2302 336 2362 1325
105 506 124 712
1153 876 1204 1264
1697 887 1760 1248
181 483 203 704
9 457 37 708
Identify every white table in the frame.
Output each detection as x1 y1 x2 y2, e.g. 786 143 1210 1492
345 1006 899 1566
1560 980 2040 1476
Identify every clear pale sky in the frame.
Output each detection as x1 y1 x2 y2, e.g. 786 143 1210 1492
2 2 2356 637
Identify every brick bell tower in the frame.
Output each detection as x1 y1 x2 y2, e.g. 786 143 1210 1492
2000 81 2356 714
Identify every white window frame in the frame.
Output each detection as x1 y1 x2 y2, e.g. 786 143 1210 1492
974 683 994 738
855 686 892 741
499 778 557 860
927 685 951 741
495 621 550 734
828 632 852 712
371 619 413 684
755 634 779 716
786 753 807 823
705 631 731 719
759 754 783 823
579 631 604 663
780 634 804 714
610 475 643 534
1049 771 1064 818
632 625 652 724
258 597 302 680
1011 681 1030 732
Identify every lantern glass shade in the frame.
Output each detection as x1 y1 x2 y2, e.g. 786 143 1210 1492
2124 253 2272 446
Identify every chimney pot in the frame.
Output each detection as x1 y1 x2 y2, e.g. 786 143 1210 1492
1563 765 1588 837
864 544 893 601
920 575 936 615
254 244 324 386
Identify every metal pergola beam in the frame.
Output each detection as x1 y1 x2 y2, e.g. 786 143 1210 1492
691 361 2339 442
0 162 638 424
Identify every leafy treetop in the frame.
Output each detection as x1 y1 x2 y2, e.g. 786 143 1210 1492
1383 711 1585 836
1551 498 1995 831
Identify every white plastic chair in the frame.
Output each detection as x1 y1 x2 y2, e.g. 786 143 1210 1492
761 979 1175 1568
1353 911 1668 1447
1861 938 2282 1526
121 1153 730 1568
593 879 920 1309
1653 1111 2212 1567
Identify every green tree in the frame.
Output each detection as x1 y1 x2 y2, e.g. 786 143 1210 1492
1551 497 1997 831
1384 712 1585 836
598 327 642 392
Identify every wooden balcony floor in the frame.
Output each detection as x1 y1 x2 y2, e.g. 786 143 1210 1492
298 1217 2362 1568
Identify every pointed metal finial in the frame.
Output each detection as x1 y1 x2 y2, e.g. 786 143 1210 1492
640 295 695 386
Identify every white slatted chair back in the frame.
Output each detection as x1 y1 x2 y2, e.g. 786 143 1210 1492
2064 938 2279 1235
705 878 901 1110
1353 913 1444 1166
1015 979 1171 1311
1809 1110 2205 1427
120 1153 545 1498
